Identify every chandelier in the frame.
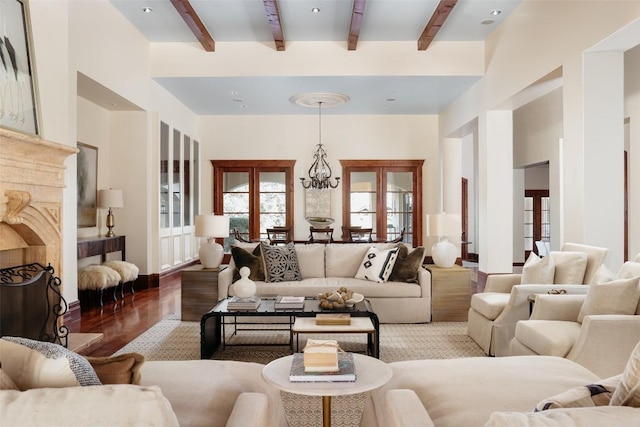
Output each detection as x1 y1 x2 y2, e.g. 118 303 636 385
291 92 349 190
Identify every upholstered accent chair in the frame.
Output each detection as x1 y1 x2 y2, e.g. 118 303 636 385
509 259 640 377
467 243 610 357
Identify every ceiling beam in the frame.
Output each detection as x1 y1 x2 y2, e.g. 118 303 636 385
263 0 285 51
348 0 367 51
171 0 215 52
417 0 457 51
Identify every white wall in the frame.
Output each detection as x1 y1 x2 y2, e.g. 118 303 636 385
626 45 640 259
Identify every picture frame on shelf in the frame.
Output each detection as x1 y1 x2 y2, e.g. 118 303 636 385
0 0 41 136
77 142 98 228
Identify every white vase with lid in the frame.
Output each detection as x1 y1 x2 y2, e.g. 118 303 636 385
233 266 256 299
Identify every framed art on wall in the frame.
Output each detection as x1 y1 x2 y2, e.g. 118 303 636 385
77 142 98 228
0 0 41 136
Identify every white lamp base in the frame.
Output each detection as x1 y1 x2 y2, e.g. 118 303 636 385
431 239 457 268
199 239 224 269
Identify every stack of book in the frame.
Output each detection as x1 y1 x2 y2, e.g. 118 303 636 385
289 352 356 382
315 313 351 325
274 295 305 309
227 296 261 310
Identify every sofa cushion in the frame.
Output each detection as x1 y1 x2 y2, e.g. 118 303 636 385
521 252 555 284
0 384 180 426
534 375 620 411
513 320 582 357
389 245 425 283
577 276 640 323
355 246 400 283
590 264 616 284
610 340 640 407
485 407 640 427
616 261 640 280
550 251 589 284
260 241 302 283
0 369 19 391
470 293 510 320
0 337 101 390
85 352 145 385
231 245 265 282
293 244 326 278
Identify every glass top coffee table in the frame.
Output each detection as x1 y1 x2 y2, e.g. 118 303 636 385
200 297 380 359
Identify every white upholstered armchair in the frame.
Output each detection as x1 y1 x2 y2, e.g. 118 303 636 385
467 243 610 357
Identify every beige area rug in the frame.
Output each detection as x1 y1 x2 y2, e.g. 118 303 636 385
114 315 485 427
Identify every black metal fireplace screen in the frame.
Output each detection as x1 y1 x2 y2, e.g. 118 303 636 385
0 263 68 347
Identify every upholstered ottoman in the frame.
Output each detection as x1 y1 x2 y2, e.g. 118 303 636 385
78 265 121 306
103 260 139 297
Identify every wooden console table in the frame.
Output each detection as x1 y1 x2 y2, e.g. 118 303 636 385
425 264 471 322
77 235 126 261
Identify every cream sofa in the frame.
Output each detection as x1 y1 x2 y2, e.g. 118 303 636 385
360 354 640 427
467 243 610 356
218 242 432 323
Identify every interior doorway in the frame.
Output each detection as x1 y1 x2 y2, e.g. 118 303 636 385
461 177 469 261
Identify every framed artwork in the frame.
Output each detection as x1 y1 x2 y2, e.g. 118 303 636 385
0 0 41 136
77 142 98 228
305 188 331 219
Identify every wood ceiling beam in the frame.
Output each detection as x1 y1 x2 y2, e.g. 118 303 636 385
348 0 367 51
263 0 286 51
417 0 457 51
171 0 215 52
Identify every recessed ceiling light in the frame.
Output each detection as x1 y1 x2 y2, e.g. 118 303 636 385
232 98 244 103
230 90 239 95
311 7 320 13
142 7 153 13
240 105 248 109
481 19 495 25
386 98 396 102
490 9 502 16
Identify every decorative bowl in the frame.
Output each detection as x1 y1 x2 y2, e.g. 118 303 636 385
344 292 364 308
306 217 335 229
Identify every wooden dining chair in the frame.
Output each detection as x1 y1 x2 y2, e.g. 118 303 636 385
308 227 334 243
267 226 292 245
232 227 250 243
347 226 373 243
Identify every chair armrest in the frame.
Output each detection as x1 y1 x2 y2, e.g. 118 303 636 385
567 315 640 378
218 267 235 300
484 274 522 293
530 294 586 321
417 267 432 298
385 389 435 427
226 392 269 427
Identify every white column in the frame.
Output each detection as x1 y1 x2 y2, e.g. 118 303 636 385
512 169 525 264
583 51 625 267
442 138 462 253
478 111 514 274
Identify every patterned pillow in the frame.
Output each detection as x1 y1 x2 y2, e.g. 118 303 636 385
610 340 640 406
534 375 620 411
388 245 425 283
0 337 101 390
231 244 265 282
355 246 400 283
260 241 302 283
521 252 555 284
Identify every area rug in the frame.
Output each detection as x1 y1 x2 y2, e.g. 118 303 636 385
114 315 485 427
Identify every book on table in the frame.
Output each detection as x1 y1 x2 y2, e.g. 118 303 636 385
289 352 356 382
315 313 351 325
274 295 305 309
227 296 261 310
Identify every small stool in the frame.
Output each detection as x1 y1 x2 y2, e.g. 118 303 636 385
291 317 377 357
78 265 121 306
102 261 139 298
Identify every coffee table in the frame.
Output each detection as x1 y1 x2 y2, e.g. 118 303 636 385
200 298 380 359
262 353 392 427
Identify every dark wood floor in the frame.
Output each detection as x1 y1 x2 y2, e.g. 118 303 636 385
72 276 181 357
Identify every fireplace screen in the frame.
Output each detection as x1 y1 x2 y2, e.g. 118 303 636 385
0 263 68 347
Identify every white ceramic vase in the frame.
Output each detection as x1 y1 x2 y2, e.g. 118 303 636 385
233 266 256 299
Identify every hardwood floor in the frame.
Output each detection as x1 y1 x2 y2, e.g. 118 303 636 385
71 276 181 357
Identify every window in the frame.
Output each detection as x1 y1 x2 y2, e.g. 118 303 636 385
341 160 423 245
211 160 295 248
524 190 550 258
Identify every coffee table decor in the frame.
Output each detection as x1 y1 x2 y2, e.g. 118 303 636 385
290 352 356 382
318 287 364 309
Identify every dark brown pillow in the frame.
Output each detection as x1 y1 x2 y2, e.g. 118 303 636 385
231 245 265 282
389 245 425 283
84 352 145 385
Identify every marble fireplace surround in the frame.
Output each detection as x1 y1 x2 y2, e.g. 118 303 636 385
0 127 77 277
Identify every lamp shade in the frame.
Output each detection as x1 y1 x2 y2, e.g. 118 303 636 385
426 213 461 237
195 215 230 238
98 189 124 209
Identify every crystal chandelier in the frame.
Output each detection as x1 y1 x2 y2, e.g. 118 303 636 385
300 101 340 189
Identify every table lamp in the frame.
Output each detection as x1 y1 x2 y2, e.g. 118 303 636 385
98 189 124 237
195 215 229 269
426 213 461 268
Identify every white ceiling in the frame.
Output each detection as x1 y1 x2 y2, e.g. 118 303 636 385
98 0 523 115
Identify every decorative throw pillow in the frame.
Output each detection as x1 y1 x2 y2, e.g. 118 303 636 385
521 252 555 284
0 337 101 390
231 244 265 282
610 340 640 406
84 352 145 385
260 241 302 283
0 368 19 391
549 251 588 284
534 375 621 411
355 246 400 283
577 276 640 323
388 245 425 283
590 264 616 284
